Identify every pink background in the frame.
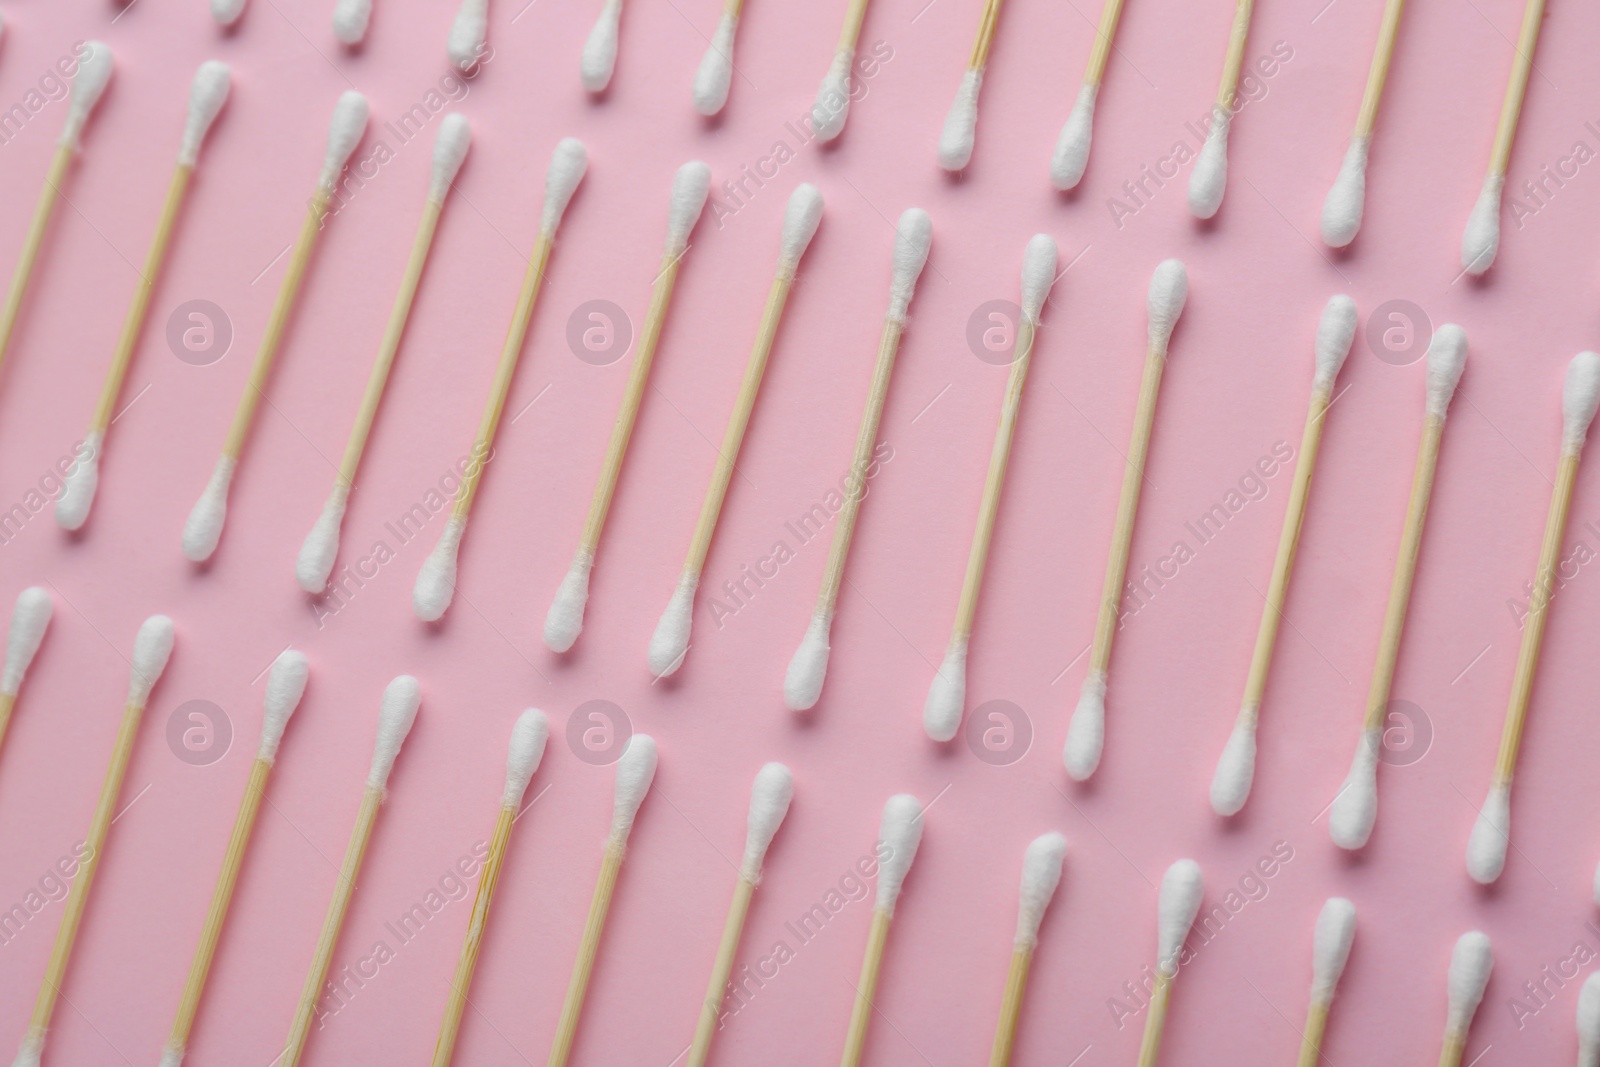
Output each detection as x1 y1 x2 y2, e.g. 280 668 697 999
0 0 1596 1064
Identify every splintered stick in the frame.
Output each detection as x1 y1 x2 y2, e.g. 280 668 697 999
986 833 1064 1067
1049 0 1130 190
182 91 370 563
937 0 1007 170
1296 899 1356 1067
0 588 52 759
1319 0 1408 247
1187 0 1255 219
1135 860 1204 1067
56 61 232 532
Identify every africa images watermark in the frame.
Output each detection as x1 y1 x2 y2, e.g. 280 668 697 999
0 439 95 548
0 40 94 148
0 842 93 948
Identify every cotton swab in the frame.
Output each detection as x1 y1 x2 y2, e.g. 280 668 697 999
182 91 369 564
1296 898 1356 1067
1460 0 1546 275
543 162 712 653
784 208 931 711
685 762 794 1067
838 794 924 1067
1329 326 1467 850
11 614 173 1067
56 61 231 532
158 650 308 1067
1210 295 1358 816
1578 971 1600 1067
413 138 587 622
0 588 51 759
431 709 549 1066
1048 0 1129 190
332 0 374 44
1318 0 1407 246
1064 259 1187 778
691 0 745 116
809 0 875 142
449 0 489 71
647 183 824 676
1466 351 1600 884
580 0 626 92
212 0 247 27
1135 859 1204 1067
0 41 112 384
937 0 1006 171
923 235 1058 742
1437 931 1492 1067
278 675 420 1067
987 832 1065 1067
296 114 472 593
1187 0 1256 219
545 735 658 1067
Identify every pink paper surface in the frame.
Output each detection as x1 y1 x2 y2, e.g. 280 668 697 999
0 0 1595 1064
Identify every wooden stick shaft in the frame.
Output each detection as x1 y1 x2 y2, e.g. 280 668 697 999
1083 0 1129 87
546 840 626 1067
724 0 746 17
837 0 873 52
25 700 145 1041
986 945 1033 1067
1354 0 1407 137
578 252 685 555
1214 0 1257 111
814 318 903 618
281 784 384 1067
222 190 332 460
432 804 517 1067
1135 970 1174 1067
686 876 757 1067
1489 0 1547 176
0 143 74 374
1437 1030 1467 1067
1361 415 1444 730
165 756 273 1055
1296 999 1330 1067
336 198 444 487
451 233 555 520
968 0 1006 70
1088 341 1166 677
839 908 892 1067
0 691 18 758
1493 449 1579 783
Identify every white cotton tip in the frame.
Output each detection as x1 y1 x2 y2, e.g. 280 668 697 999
331 0 372 44
61 41 113 148
543 550 593 653
740 762 795 882
1445 931 1494 1034
667 160 714 251
1466 782 1511 884
1156 859 1204 977
502 708 550 807
55 430 101 531
783 610 832 712
428 113 472 202
1064 670 1107 781
448 0 489 71
178 61 231 168
182 455 235 562
0 588 52 696
1562 351 1600 453
1329 726 1381 851
875 794 925 915
1578 971 1600 1066
1319 136 1369 248
779 182 826 269
886 207 933 323
1015 831 1067 947
610 733 658 842
368 675 420 789
1310 897 1358 1003
1461 173 1504 276
413 515 466 622
649 570 698 676
1425 324 1469 419
1049 84 1098 191
257 649 309 762
1020 233 1059 324
128 615 176 706
922 639 968 742
296 485 350 593
1187 111 1230 219
211 0 247 26
692 12 738 116
1147 258 1189 350
318 91 369 191
580 0 623 92
540 137 589 234
1209 715 1257 816
10 1034 43 1067
1314 294 1359 392
157 1042 183 1067
937 68 983 172
811 49 854 143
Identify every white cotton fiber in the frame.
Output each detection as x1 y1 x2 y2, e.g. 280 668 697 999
610 733 658 842
318 91 369 191
1209 715 1257 816
157 1041 184 1067
257 649 309 762
648 570 697 677
1 587 52 696
580 0 624 93
429 113 472 202
502 708 550 806
413 515 466 621
1147 258 1188 350
368 675 420 789
780 182 825 268
937 68 982 172
1461 173 1504 276
1329 725 1380 851
1020 234 1059 324
1562 351 1600 453
1425 324 1469 419
62 40 113 148
875 794 924 915
11 1033 43 1067
692 13 738 116
1187 110 1230 219
740 762 794 882
541 137 589 234
449 0 490 71
332 0 373 45
182 454 235 562
1015 832 1067 947
128 615 176 706
296 484 350 594
543 549 594 653
1063 670 1106 781
1445 931 1494 1033
1309 897 1357 1003
1466 781 1511 885
1578 970 1600 1066
211 0 247 26
55 430 100 531
179 61 232 168
1156 859 1203 977
1319 136 1369 248
887 207 933 323
783 610 833 712
1049 84 1098 191
811 49 854 143
667 160 714 251
922 638 968 742
1314 294 1358 391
